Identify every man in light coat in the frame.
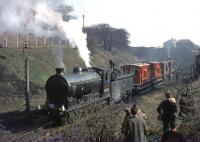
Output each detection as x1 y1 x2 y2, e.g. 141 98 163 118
122 106 148 142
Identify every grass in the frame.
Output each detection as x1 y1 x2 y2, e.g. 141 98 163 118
90 46 140 67
0 47 85 86
137 82 181 141
0 46 139 86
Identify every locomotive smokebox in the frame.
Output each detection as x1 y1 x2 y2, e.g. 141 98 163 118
55 67 64 75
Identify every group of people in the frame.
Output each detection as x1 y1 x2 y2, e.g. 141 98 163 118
121 92 187 142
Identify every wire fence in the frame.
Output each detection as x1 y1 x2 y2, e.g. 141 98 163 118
0 32 69 48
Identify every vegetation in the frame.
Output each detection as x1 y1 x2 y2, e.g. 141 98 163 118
85 24 130 51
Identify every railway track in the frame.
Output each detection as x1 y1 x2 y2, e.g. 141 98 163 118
7 101 109 141
10 121 54 141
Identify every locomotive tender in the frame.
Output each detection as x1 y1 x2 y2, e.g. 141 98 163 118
45 58 177 122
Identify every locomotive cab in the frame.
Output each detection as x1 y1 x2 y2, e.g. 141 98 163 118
90 67 111 96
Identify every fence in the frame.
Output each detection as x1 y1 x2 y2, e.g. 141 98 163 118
0 32 68 48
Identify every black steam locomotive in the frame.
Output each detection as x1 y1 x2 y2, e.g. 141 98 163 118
45 65 133 122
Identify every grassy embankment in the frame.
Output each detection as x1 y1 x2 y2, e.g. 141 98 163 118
0 46 138 112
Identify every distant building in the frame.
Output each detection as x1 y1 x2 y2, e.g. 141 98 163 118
163 39 176 49
163 39 176 58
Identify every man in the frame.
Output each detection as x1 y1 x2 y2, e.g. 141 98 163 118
122 106 148 142
157 92 177 133
162 124 186 142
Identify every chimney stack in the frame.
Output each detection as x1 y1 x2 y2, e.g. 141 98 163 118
55 67 64 75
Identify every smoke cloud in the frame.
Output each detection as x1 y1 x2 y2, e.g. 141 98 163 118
0 0 91 67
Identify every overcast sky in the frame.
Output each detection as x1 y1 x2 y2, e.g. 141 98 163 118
67 0 200 47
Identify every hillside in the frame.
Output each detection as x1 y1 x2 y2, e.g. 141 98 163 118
0 46 139 111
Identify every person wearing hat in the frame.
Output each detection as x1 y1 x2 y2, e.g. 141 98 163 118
157 91 177 133
122 105 148 142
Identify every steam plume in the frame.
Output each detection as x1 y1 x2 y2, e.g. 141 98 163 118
0 0 91 67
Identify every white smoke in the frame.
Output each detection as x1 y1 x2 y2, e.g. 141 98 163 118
63 21 91 67
51 37 66 71
0 0 91 67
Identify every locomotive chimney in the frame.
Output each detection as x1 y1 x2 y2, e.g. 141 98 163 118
55 67 64 75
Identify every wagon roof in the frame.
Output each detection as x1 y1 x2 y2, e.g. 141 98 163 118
148 61 160 64
122 63 150 67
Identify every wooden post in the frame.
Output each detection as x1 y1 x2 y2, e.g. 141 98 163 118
25 58 30 111
35 36 38 48
26 34 29 44
5 33 7 47
51 38 54 48
16 34 19 48
43 37 46 48
58 37 61 48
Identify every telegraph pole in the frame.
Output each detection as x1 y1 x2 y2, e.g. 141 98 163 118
83 14 85 29
25 57 30 111
23 41 30 111
82 14 86 33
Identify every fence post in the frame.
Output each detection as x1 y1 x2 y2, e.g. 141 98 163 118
51 38 54 48
5 33 7 47
16 34 19 48
43 37 46 48
59 37 61 48
35 36 38 48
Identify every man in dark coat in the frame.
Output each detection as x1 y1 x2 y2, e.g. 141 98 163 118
157 92 177 133
122 106 148 142
162 124 186 142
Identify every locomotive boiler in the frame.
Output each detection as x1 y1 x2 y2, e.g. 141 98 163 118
45 66 113 122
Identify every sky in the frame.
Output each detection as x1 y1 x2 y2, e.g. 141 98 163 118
66 0 200 47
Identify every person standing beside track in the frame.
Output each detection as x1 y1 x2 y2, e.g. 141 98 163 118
157 92 177 133
121 106 148 142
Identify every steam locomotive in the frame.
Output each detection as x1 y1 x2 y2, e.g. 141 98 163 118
45 58 177 122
